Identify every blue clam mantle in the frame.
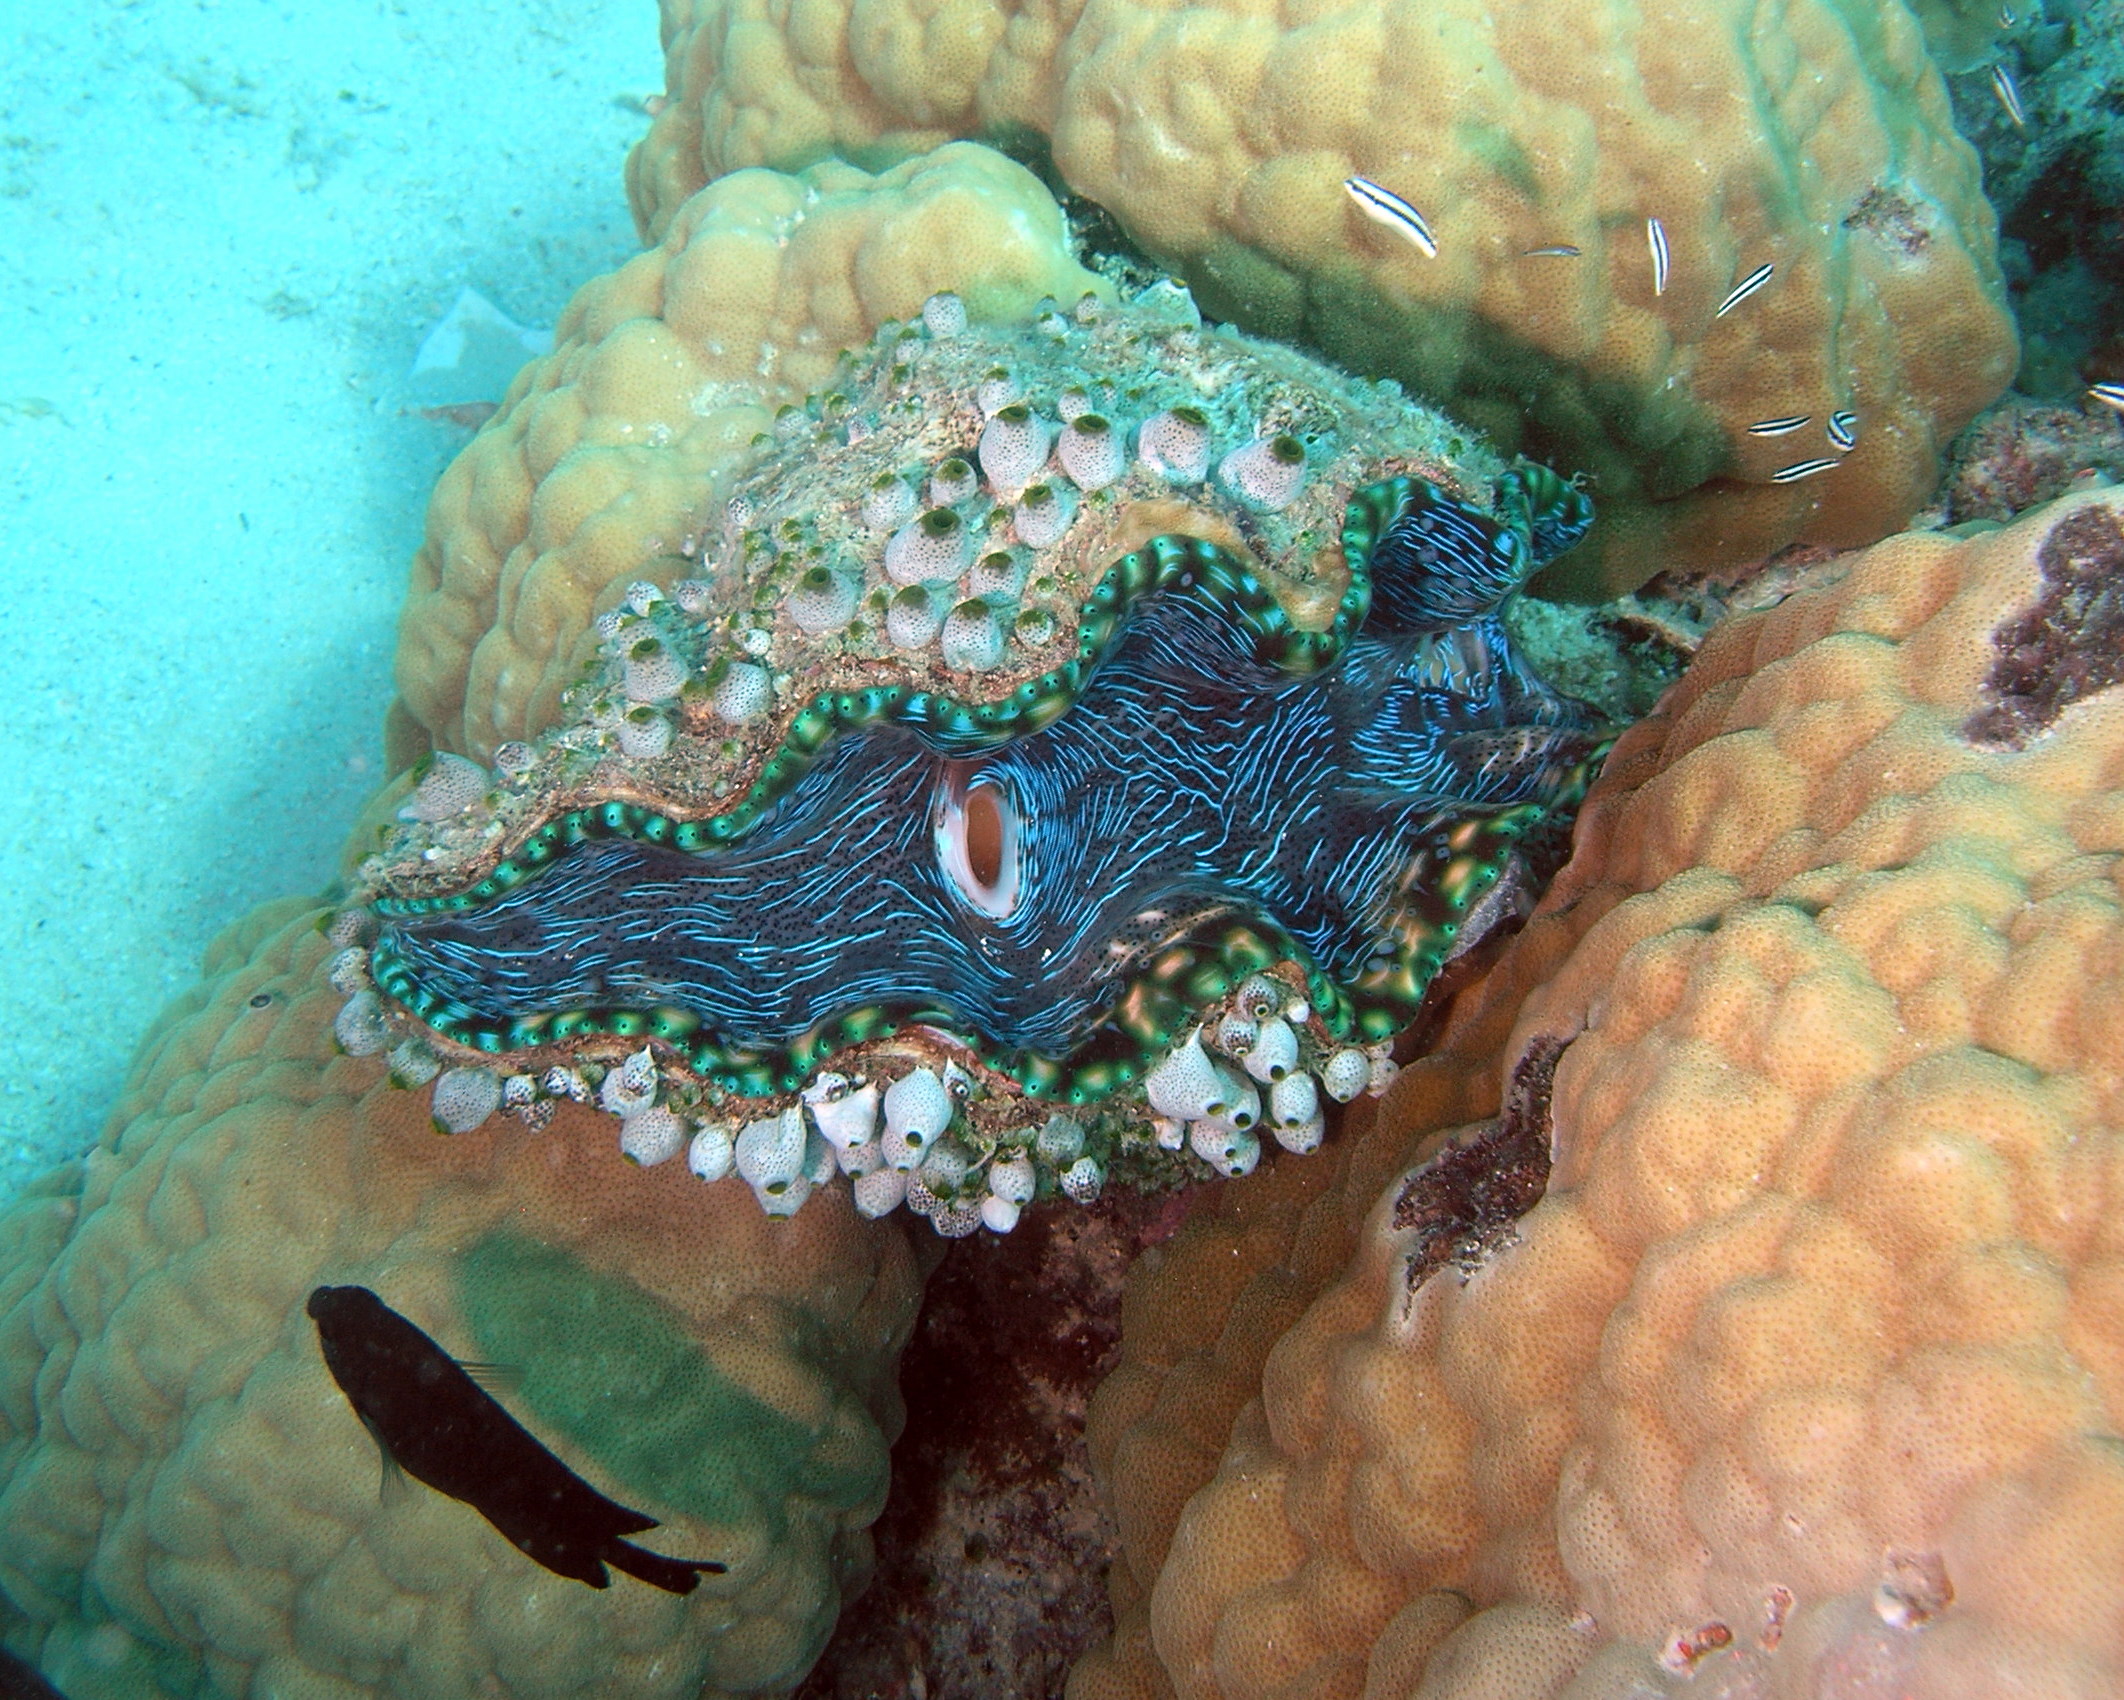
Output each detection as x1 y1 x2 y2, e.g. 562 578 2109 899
368 471 1605 1107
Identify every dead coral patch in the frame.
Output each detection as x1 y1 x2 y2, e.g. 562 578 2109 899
1964 498 2124 746
1391 1033 1564 1293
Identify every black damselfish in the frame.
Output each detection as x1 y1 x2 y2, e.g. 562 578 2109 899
0 1647 70 1700
307 1284 726 1593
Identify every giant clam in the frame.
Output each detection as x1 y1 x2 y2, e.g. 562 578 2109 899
336 281 1608 1231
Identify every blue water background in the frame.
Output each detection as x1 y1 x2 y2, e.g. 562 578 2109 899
0 0 658 1203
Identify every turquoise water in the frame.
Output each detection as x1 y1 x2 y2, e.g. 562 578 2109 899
0 0 652 1198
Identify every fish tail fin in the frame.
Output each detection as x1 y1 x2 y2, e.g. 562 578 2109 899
604 1539 729 1595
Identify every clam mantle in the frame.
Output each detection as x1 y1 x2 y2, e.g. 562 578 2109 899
334 283 1606 1233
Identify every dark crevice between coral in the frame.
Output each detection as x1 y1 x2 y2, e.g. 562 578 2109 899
1963 500 2124 748
1393 1033 1566 1294
976 126 1169 296
1984 123 2124 396
2000 137 2124 282
797 1190 1191 1700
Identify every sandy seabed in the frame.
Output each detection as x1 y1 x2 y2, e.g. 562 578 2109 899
0 0 661 1199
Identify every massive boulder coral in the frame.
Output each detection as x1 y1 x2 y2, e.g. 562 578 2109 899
0 900 923 1699
395 142 1108 761
622 0 2018 596
1073 489 2124 1698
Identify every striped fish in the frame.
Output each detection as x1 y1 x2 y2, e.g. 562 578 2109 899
1646 217 1670 296
1992 64 2026 128
1747 415 1811 437
1520 245 1582 258
1771 457 1838 483
2088 382 2124 417
1715 263 1775 318
1826 410 1859 450
1344 177 1438 259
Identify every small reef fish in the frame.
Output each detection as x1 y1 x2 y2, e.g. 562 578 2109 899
1827 409 1859 450
1344 176 1438 259
1715 263 1775 318
1646 217 1670 295
0 1649 69 1700
2089 382 2124 417
1771 457 1839 483
1747 415 1812 437
1520 245 1582 258
308 1284 727 1594
1991 64 2027 128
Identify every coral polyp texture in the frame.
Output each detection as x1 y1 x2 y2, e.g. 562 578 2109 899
347 292 1608 1236
1070 490 2124 1700
0 901 923 1699
624 0 2018 595
393 142 1109 761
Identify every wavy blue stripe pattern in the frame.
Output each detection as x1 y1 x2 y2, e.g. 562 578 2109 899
370 471 1604 1104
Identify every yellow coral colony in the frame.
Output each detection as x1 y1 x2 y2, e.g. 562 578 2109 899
1074 492 2124 1700
623 0 2019 595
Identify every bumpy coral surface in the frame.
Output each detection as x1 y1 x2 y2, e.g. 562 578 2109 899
350 281 1613 1241
624 0 2016 594
395 142 1107 761
1074 490 2124 1698
0 901 923 1699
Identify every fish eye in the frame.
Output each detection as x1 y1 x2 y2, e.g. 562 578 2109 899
248 992 274 1009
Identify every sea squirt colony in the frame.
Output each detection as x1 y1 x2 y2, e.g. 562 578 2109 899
328 280 1606 1235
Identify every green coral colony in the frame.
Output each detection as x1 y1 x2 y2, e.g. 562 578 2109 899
328 281 1607 1235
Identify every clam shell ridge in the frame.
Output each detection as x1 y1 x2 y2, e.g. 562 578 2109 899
343 283 1605 1228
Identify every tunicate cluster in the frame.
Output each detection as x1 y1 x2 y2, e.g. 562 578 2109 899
398 751 489 822
1012 482 1076 548
387 280 1491 796
886 509 972 585
888 586 943 649
1219 434 1310 510
713 661 772 724
1136 407 1212 483
619 705 674 759
325 922 1401 1238
787 564 859 634
373 1021 1127 1238
1134 973 1381 1177
622 635 687 702
979 404 1052 497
